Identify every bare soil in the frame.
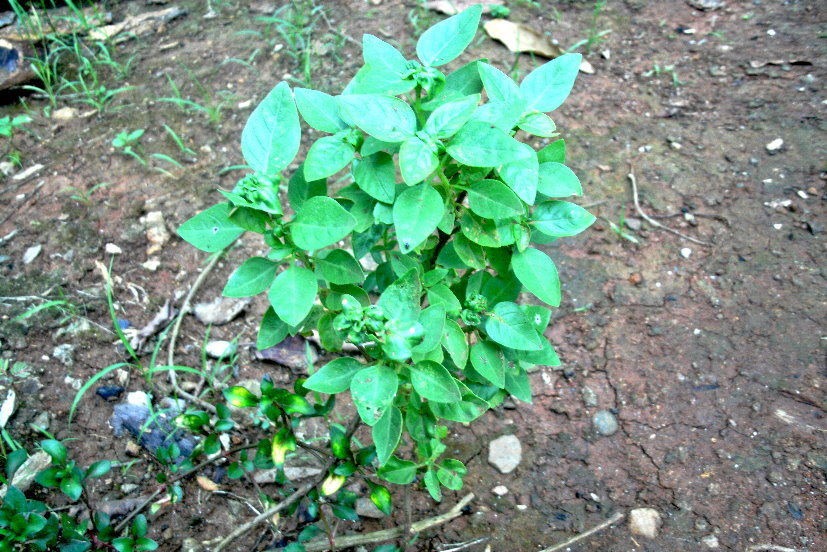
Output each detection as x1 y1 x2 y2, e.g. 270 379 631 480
0 1 824 551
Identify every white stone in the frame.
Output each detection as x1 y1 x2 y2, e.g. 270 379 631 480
765 138 783 152
142 258 161 271
51 107 79 120
488 434 522 474
492 485 509 496
628 507 662 538
22 244 42 264
205 340 237 359
701 534 719 548
125 391 151 408
680 247 692 259
105 243 122 255
145 211 170 255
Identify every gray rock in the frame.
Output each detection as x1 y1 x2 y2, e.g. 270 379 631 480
581 386 598 407
53 344 75 366
624 217 642 231
193 296 251 325
488 434 522 474
701 534 719 548
686 0 724 10
629 507 662 538
255 335 317 371
355 497 385 519
593 410 619 436
0 451 51 498
31 411 50 431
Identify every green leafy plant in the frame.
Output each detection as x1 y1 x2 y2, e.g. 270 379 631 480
567 0 611 54
177 6 593 546
112 129 146 166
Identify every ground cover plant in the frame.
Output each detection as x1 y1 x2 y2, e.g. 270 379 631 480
173 6 594 549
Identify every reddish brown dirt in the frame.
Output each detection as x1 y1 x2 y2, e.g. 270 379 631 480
0 1 824 551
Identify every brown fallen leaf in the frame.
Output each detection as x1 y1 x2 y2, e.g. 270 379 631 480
426 0 504 15
196 475 220 491
483 19 595 74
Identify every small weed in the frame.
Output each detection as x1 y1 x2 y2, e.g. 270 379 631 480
604 206 640 244
63 181 112 204
643 63 685 87
112 129 146 166
567 0 612 54
159 68 232 125
257 0 325 87
163 123 197 157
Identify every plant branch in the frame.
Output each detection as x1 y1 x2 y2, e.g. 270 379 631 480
537 511 625 552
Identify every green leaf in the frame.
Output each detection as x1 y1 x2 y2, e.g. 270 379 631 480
377 457 417 485
338 95 416 142
470 341 506 387
423 468 442 501
368 481 393 515
412 304 446 354
223 257 278 297
467 179 525 219
460 212 516 248
315 249 364 284
518 111 557 137
513 338 560 366
353 152 396 203
35 466 61 487
436 459 466 490
442 319 468 368
241 81 300 176
477 62 523 104
294 88 347 133
351 365 398 426
392 183 443 253
257 307 288 350
424 94 480 139
504 365 532 403
318 312 345 351
531 200 596 237
421 59 484 110
5 448 27 480
447 122 526 167
399 136 439 185
304 357 365 394
268 266 317 326
224 386 259 407
288 165 327 211
177 203 244 253
304 136 355 181
498 143 538 204
511 247 561 306
485 302 544 351
416 5 482 67
372 406 402 465
520 53 582 112
60 476 83 501
362 34 408 73
427 284 461 317
344 64 415 96
538 139 566 164
521 304 551 333
411 361 461 403
452 234 486 270
470 99 524 132
290 196 357 250
537 162 582 197
86 460 111 479
378 268 421 323
40 439 67 465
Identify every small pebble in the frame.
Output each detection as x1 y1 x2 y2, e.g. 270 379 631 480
206 340 237 359
701 535 719 548
680 247 692 259
22 244 42 264
765 138 784 153
96 385 125 401
488 435 522 474
628 273 643 285
593 410 619 436
629 507 662 538
492 485 509 496
105 243 122 255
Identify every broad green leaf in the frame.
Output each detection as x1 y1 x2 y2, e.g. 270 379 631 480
390 251 423 278
318 312 345 351
424 94 481 139
368 481 393 515
485 302 544 351
268 266 317 326
467 179 525 219
538 139 566 164
470 100 524 132
344 64 416 96
518 111 557 137
257 307 287 350
5 448 27 481
504 365 532 403
351 365 398 426
537 162 582 197
392 183 443 253
435 240 468 269
513 338 560 366
315 249 364 284
477 62 522 104
361 136 400 156
224 386 259 408
423 268 449 287
511 247 560 306
61 477 82 501
452 234 486 270
428 382 488 423
304 357 364 394
412 305 446 354
378 456 417 485
304 136 355 181
378 268 421 323
421 59 484 109
521 304 551 333
442 319 468 368
481 272 521 305
223 257 278 297
436 458 466 490
460 212 516 247
520 53 582 112
363 34 408 73
427 284 461 317
228 205 269 233
290 196 357 249
339 185 378 232
352 152 396 203
338 95 416 142
40 439 67 465
241 81 300 176
294 88 347 133
498 143 538 204
373 406 402 465
411 361 461 403
416 5 483 67
399 136 439 185
288 164 327 211
447 122 525 167
470 341 505 387
531 200 596 237
177 203 244 252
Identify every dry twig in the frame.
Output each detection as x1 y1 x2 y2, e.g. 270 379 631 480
537 511 625 552
745 545 806 552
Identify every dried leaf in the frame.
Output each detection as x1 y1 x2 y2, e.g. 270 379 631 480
128 299 177 351
196 475 220 491
426 0 503 15
484 19 594 73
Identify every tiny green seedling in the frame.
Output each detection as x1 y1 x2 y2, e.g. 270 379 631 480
643 63 685 87
112 129 146 166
